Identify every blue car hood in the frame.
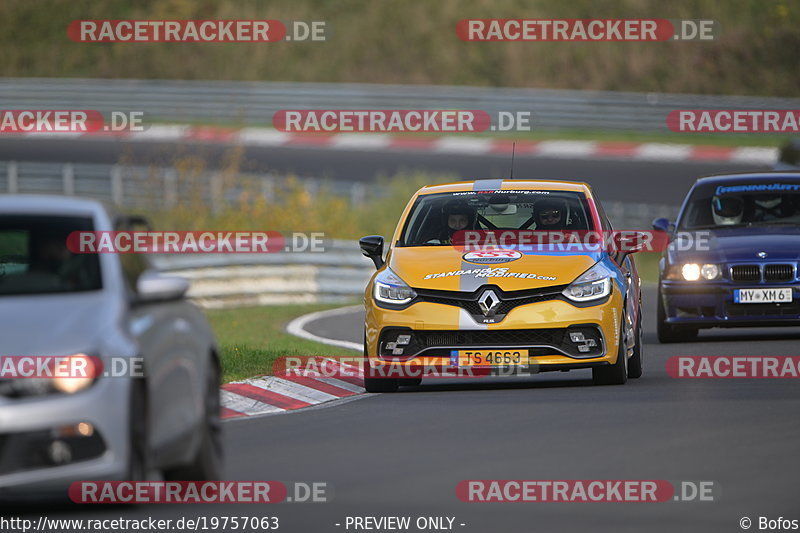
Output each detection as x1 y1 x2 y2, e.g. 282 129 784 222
669 226 800 264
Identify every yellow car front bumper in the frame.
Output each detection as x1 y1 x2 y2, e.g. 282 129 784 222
364 286 624 372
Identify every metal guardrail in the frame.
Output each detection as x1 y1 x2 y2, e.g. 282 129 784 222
0 159 676 227
0 160 371 210
2 78 800 131
151 240 374 308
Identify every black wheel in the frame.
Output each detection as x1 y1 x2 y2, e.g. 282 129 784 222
657 290 698 343
163 358 223 480
593 322 628 386
363 333 399 393
627 307 643 379
127 378 148 480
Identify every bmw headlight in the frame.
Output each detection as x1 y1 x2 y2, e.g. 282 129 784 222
681 263 701 281
668 263 721 281
563 262 613 303
373 268 417 305
700 264 721 280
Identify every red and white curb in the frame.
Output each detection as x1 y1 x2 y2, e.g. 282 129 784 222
221 306 365 419
14 125 777 164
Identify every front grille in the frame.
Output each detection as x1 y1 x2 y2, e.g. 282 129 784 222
764 264 794 282
415 284 568 319
731 265 761 282
418 328 565 347
422 293 559 316
378 326 605 359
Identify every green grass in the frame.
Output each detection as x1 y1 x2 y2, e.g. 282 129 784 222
634 252 662 284
1 0 798 97
205 303 359 383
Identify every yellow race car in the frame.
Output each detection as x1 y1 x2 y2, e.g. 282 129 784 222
359 179 644 391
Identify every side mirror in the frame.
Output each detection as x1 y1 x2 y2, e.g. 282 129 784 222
651 217 673 233
359 235 385 269
610 230 653 264
612 231 649 254
135 270 190 303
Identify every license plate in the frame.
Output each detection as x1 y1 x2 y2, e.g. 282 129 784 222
452 349 528 367
734 288 793 304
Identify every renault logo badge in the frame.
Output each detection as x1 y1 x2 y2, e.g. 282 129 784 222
478 289 501 317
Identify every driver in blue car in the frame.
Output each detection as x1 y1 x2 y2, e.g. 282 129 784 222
711 195 744 225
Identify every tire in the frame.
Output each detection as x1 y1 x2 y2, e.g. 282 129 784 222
627 307 643 379
592 322 628 386
127 378 148 480
364 376 400 393
657 290 698 343
163 358 223 480
363 333 399 393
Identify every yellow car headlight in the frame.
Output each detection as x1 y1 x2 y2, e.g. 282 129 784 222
563 262 613 302
373 268 417 305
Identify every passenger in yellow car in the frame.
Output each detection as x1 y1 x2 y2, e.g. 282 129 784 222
436 200 476 244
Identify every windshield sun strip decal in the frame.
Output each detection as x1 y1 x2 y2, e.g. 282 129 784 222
472 179 505 192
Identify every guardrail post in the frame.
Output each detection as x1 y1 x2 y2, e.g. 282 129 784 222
350 182 365 206
637 203 649 226
210 173 223 214
305 178 319 201
63 163 75 195
261 176 274 200
7 161 18 194
610 202 625 226
164 169 178 208
111 165 123 206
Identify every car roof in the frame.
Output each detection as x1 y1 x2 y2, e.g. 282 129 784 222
0 194 109 217
417 179 592 195
694 171 800 187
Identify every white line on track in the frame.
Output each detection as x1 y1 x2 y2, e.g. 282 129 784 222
285 305 364 352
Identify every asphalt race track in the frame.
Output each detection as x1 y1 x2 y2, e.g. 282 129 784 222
26 287 800 532
7 138 797 532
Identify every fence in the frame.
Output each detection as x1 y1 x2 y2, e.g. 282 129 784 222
0 160 371 210
2 78 800 131
0 159 676 225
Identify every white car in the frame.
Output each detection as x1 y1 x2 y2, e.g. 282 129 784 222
0 195 221 500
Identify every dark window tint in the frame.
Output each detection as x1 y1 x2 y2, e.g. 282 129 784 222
0 215 102 296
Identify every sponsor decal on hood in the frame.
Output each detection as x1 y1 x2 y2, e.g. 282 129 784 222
424 267 557 281
462 249 522 264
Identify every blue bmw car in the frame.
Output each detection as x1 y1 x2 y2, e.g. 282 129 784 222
654 172 800 342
